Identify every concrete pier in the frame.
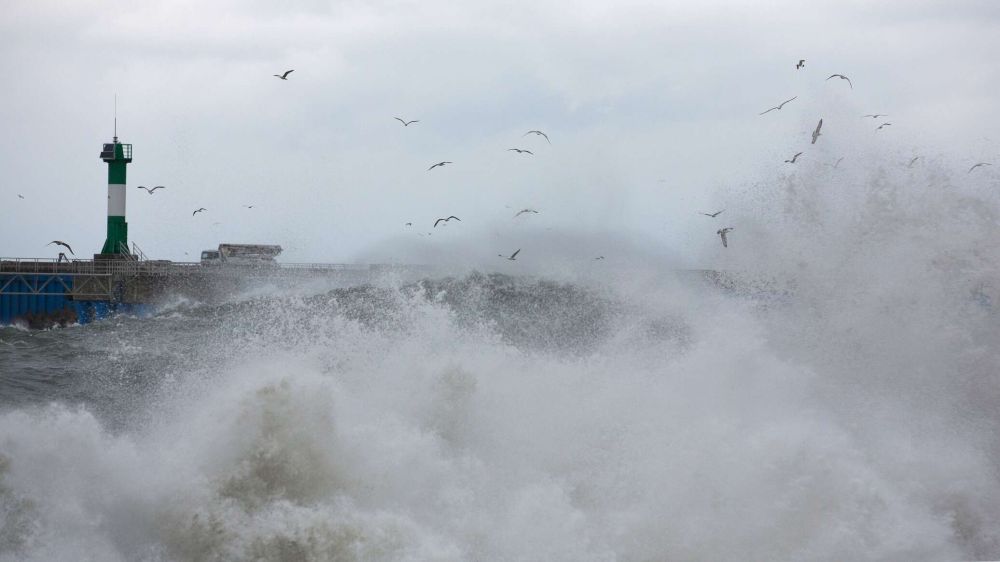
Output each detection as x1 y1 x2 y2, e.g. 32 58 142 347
0 258 426 327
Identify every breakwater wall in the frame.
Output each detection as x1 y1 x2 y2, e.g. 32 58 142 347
0 259 421 328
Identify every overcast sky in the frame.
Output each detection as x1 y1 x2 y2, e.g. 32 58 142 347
2 0 998 265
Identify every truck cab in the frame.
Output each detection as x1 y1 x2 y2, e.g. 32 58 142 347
200 250 222 265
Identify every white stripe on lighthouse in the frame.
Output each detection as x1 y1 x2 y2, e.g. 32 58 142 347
107 184 126 216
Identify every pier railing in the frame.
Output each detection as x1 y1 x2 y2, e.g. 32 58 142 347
0 257 194 275
0 258 419 277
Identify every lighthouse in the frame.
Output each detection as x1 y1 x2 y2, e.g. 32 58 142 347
98 137 132 256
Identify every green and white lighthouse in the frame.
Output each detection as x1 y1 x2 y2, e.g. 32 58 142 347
99 137 132 255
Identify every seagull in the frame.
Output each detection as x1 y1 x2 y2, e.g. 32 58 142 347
48 240 74 255
523 130 551 144
811 118 823 144
796 59 805 69
137 185 165 194
499 249 521 261
433 215 461 227
514 209 538 217
876 122 892 131
405 222 412 226
394 117 419 126
717 228 733 248
759 96 798 115
968 163 992 173
907 156 919 168
273 70 294 80
830 157 845 169
17 194 24 199
508 148 534 154
192 208 207 216
785 151 803 164
826 74 853 89
428 161 452 171
700 210 724 218
594 256 605 260
242 205 254 209
862 114 887 119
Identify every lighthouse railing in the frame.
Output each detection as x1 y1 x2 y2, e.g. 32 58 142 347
131 243 149 262
115 242 149 262
117 243 138 262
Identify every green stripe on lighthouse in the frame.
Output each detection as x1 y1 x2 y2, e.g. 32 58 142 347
101 216 128 254
108 160 127 185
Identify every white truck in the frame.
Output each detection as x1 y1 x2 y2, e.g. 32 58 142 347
200 244 282 267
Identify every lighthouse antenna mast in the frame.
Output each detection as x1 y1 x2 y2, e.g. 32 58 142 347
99 101 131 257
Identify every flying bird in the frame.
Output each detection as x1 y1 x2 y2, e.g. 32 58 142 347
192 208 207 216
508 148 534 154
796 59 805 69
405 222 412 226
48 240 74 255
273 70 294 80
242 205 254 209
876 122 892 131
785 152 803 164
907 156 919 168
17 194 24 199
717 228 733 248
523 130 551 144
831 157 845 169
499 249 521 261
136 185 165 194
594 256 605 260
968 163 992 173
433 215 461 227
759 96 798 115
811 119 823 144
514 209 539 217
428 161 452 171
862 114 887 119
826 74 853 89
394 117 419 126
700 210 724 218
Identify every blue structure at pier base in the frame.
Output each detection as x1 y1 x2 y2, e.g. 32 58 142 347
0 274 149 327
